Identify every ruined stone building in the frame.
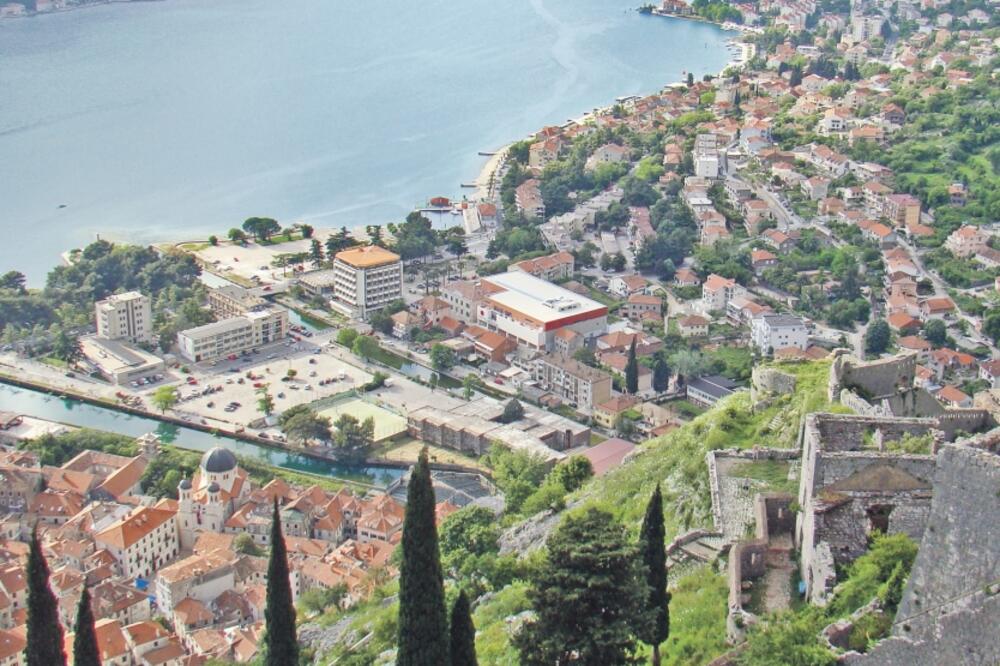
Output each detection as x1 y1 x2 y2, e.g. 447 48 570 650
797 414 939 604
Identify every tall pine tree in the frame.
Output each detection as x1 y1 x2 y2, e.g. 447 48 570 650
397 448 449 665
637 484 670 666
449 590 478 666
26 528 65 666
72 586 100 666
263 499 298 666
625 338 639 394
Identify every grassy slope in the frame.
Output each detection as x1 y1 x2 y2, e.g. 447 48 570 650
315 360 843 664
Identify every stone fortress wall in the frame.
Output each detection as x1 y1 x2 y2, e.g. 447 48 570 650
842 430 1000 665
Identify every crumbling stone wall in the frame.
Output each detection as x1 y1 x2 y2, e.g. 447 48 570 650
727 493 795 643
894 435 1000 642
829 351 917 402
934 409 995 440
844 432 1000 665
751 366 797 410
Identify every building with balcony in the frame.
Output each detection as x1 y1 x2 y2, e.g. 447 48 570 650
95 291 152 344
177 308 288 363
328 246 402 320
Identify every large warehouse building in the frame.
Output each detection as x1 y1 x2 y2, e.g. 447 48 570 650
477 271 607 351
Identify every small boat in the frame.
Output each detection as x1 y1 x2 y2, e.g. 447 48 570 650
58 204 67 209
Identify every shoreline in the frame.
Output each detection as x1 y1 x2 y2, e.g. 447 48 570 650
32 9 743 273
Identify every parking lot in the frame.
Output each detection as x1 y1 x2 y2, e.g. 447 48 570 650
151 336 374 433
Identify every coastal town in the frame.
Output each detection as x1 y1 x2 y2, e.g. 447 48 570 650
0 0 999 663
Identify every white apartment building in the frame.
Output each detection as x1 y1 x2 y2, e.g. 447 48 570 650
751 314 809 354
95 291 152 344
700 274 746 313
94 504 180 580
330 246 402 320
693 133 723 179
176 308 288 363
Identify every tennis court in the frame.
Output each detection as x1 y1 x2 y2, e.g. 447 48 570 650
317 397 407 442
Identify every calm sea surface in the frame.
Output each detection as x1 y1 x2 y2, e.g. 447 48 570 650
0 0 732 283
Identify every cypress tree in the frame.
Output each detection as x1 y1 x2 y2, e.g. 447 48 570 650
72 587 100 666
625 338 639 395
652 356 670 393
25 528 65 666
637 484 670 666
263 499 298 666
397 448 449 665
449 590 478 666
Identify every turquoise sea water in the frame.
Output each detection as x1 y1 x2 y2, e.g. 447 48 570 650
0 0 732 282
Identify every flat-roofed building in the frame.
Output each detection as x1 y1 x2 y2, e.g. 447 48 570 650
80 337 166 386
477 271 607 351
328 246 402 320
751 313 809 354
177 308 287 363
207 285 269 319
533 354 613 412
686 375 740 407
95 291 152 344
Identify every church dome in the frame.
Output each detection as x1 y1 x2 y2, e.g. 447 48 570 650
200 447 238 474
178 478 192 490
207 481 221 494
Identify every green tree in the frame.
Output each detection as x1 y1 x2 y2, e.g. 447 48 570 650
922 318 947 347
310 239 324 264
449 590 478 666
439 506 500 575
625 338 639 394
228 228 247 244
515 508 647 665
352 334 380 360
243 217 281 242
653 356 670 393
207 235 218 246
573 346 598 367
257 389 275 417
500 398 524 423
429 343 456 371
51 328 82 363
282 409 331 446
638 484 670 666
300 224 314 239
336 327 359 347
332 414 375 464
233 532 263 556
397 449 450 665
864 318 891 356
0 270 27 293
263 500 298 666
549 456 594 493
298 584 348 617
462 374 479 400
72 586 100 666
151 385 179 413
983 311 1000 345
26 529 65 666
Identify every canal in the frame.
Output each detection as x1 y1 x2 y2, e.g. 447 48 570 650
0 383 403 487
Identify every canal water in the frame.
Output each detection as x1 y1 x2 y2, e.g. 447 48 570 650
0 383 403 487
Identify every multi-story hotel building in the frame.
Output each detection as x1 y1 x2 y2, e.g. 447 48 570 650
176 307 288 362
328 246 402 320
95 291 153 344
477 271 607 351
